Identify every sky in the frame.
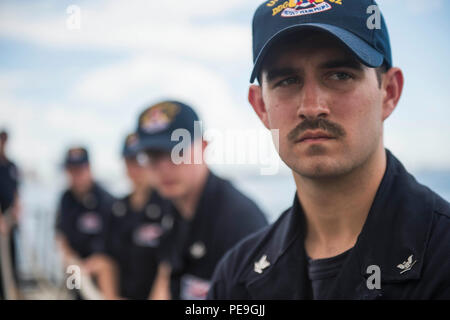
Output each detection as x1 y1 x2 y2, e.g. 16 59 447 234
1 0 450 193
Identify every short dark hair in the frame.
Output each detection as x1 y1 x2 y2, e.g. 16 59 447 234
375 62 389 88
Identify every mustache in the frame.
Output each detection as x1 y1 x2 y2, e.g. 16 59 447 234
287 118 346 142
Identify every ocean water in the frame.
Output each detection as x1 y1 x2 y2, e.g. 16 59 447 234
231 171 450 223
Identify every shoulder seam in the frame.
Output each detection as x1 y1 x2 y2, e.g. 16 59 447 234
434 209 450 220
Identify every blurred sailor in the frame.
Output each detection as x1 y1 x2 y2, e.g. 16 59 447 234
0 129 21 299
106 133 174 299
55 146 119 299
134 101 268 300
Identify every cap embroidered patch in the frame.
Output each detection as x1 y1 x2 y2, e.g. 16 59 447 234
268 0 342 18
125 133 139 148
139 102 180 134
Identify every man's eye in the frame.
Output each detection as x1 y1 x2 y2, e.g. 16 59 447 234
329 72 353 81
276 76 300 87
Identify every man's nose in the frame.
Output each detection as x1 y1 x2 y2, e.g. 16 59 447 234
296 80 330 120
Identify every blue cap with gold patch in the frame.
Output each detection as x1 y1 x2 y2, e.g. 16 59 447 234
250 0 392 83
135 101 200 153
64 146 89 167
122 133 140 158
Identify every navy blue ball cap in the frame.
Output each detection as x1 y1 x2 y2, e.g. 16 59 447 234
250 0 392 83
64 146 89 167
0 129 8 141
135 101 200 153
122 132 140 158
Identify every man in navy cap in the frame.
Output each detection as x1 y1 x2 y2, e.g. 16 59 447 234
55 146 119 299
208 0 450 299
0 129 21 299
0 130 20 221
133 101 268 300
105 133 174 299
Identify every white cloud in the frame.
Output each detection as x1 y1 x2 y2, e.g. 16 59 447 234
0 72 30 92
377 0 445 15
0 56 272 185
72 53 258 130
403 0 445 15
0 93 122 181
385 125 450 170
0 0 252 61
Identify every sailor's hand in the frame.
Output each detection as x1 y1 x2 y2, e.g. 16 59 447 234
0 216 6 235
82 254 120 300
82 254 116 275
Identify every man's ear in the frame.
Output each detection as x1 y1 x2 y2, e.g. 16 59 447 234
381 67 404 121
248 84 270 130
